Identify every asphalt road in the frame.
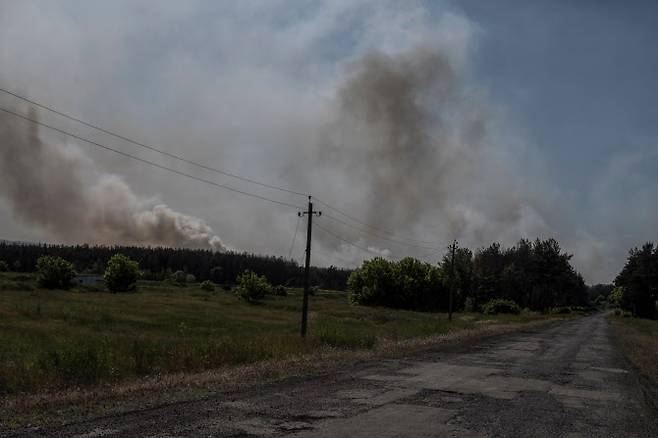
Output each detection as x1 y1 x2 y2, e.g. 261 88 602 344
13 314 658 437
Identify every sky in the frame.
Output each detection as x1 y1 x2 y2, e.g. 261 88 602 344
0 0 656 284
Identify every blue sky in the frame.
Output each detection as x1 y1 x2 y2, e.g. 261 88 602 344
0 1 656 283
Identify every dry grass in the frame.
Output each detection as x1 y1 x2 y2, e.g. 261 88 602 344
0 272 567 428
0 318 559 428
610 316 658 387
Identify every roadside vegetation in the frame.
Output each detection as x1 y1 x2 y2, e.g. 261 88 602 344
610 317 658 387
0 270 555 396
6 236 655 402
348 238 589 313
598 243 658 392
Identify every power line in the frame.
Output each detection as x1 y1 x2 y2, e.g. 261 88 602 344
0 87 449 254
0 106 303 210
314 220 396 259
288 214 302 259
311 248 357 268
0 87 308 197
322 213 440 251
312 197 439 245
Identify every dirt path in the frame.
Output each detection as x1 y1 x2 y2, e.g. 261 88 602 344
9 314 658 437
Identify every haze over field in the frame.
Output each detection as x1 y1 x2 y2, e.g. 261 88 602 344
0 1 657 283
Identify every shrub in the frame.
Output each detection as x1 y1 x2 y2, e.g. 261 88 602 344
36 256 76 290
234 270 272 303
273 285 288 296
171 270 187 284
348 257 443 311
610 286 624 307
200 280 215 291
104 254 140 292
186 274 196 283
0 260 8 272
482 298 520 315
550 306 572 315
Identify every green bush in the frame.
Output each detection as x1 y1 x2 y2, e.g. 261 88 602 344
104 254 140 292
609 286 624 307
36 256 76 290
348 257 443 310
200 280 215 291
0 260 8 272
482 298 520 315
186 274 196 283
550 306 572 314
234 270 272 303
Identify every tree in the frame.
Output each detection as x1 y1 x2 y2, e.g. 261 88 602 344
615 243 657 318
439 247 474 311
36 255 76 289
588 284 614 303
609 286 624 307
0 241 351 290
348 258 395 307
234 270 272 302
471 239 588 312
104 254 140 292
210 266 223 283
349 257 444 311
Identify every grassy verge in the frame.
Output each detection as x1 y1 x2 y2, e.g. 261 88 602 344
0 272 564 427
610 315 658 388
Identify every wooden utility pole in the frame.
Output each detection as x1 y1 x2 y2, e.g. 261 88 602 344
299 196 321 337
448 240 457 322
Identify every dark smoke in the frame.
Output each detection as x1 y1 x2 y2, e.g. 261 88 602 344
313 46 548 258
0 108 225 250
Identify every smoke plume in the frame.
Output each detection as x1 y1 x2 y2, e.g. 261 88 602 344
0 108 225 250
312 46 549 260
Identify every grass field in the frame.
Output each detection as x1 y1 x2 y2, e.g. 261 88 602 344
0 271 553 396
610 315 658 387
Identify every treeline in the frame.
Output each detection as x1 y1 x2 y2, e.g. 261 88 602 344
350 238 588 312
613 243 657 319
0 241 351 290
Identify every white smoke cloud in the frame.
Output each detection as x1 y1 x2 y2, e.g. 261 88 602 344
0 109 225 250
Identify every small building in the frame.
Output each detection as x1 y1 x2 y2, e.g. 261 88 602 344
75 274 103 285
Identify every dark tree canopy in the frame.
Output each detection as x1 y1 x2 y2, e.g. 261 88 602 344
614 243 657 319
0 241 351 290
349 238 588 313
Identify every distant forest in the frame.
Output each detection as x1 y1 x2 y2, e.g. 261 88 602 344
349 238 590 313
0 241 351 290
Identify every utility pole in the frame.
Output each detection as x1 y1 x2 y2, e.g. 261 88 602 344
299 196 321 337
448 240 457 322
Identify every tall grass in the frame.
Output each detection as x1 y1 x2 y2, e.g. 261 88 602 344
0 273 551 395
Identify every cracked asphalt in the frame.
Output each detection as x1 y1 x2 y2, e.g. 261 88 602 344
9 314 658 437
